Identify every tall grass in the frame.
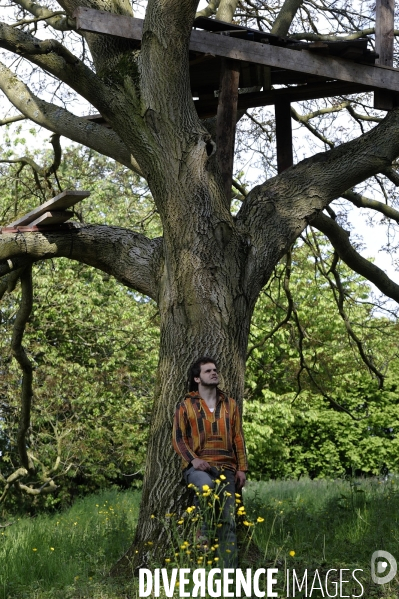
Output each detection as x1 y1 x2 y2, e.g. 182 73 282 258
0 488 139 599
2 478 399 598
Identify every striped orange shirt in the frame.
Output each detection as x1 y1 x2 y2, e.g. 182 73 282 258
172 390 248 472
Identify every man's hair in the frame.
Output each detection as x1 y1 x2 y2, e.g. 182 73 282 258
188 356 218 392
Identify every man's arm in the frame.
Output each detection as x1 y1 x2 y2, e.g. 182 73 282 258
172 403 200 465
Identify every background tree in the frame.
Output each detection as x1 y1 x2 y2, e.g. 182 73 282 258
1 0 399 565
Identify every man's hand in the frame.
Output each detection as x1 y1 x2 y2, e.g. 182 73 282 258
235 470 246 490
191 458 211 471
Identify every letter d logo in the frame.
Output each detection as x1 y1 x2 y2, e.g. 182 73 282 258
371 550 397 585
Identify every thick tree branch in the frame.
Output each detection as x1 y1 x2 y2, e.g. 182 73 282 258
238 107 399 298
311 212 399 304
0 21 106 107
271 0 303 36
0 224 163 300
196 0 220 18
0 61 142 175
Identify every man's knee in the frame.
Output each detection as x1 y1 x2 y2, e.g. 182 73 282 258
186 468 214 490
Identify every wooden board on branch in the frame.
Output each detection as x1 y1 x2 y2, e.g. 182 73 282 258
4 190 90 229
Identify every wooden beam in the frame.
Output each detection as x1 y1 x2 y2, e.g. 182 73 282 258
374 0 396 109
216 58 240 202
275 101 293 173
29 211 74 227
74 8 399 93
195 81 373 118
6 190 90 228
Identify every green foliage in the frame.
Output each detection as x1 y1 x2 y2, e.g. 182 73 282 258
244 237 399 480
0 144 160 510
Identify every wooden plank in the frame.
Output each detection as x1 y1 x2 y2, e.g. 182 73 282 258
29 211 74 227
6 190 90 228
275 101 293 173
374 0 396 109
73 7 143 39
216 58 240 202
195 81 373 118
73 8 399 93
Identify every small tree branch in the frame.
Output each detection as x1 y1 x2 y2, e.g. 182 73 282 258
11 265 35 473
343 189 399 223
11 0 74 31
0 115 26 126
311 212 399 304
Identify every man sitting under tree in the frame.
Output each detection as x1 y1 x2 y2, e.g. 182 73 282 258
172 356 248 567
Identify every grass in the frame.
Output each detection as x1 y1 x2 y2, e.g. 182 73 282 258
1 477 399 598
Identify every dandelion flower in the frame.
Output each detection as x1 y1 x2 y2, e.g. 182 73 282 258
289 550 295 557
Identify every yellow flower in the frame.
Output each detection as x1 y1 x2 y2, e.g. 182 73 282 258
207 560 213 565
202 485 210 491
257 517 265 523
235 499 241 504
151 514 155 519
215 479 221 484
214 557 219 561
177 519 184 525
225 492 231 497
165 559 171 563
289 550 296 557
235 493 241 497
214 495 219 500
188 483 194 489
50 547 55 551
32 548 37 552
243 521 254 526
147 541 153 545
186 506 195 513
220 474 226 480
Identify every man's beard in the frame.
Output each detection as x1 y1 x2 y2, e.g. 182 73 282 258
199 376 218 388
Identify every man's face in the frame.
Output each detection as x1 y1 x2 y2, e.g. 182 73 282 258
194 363 219 387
